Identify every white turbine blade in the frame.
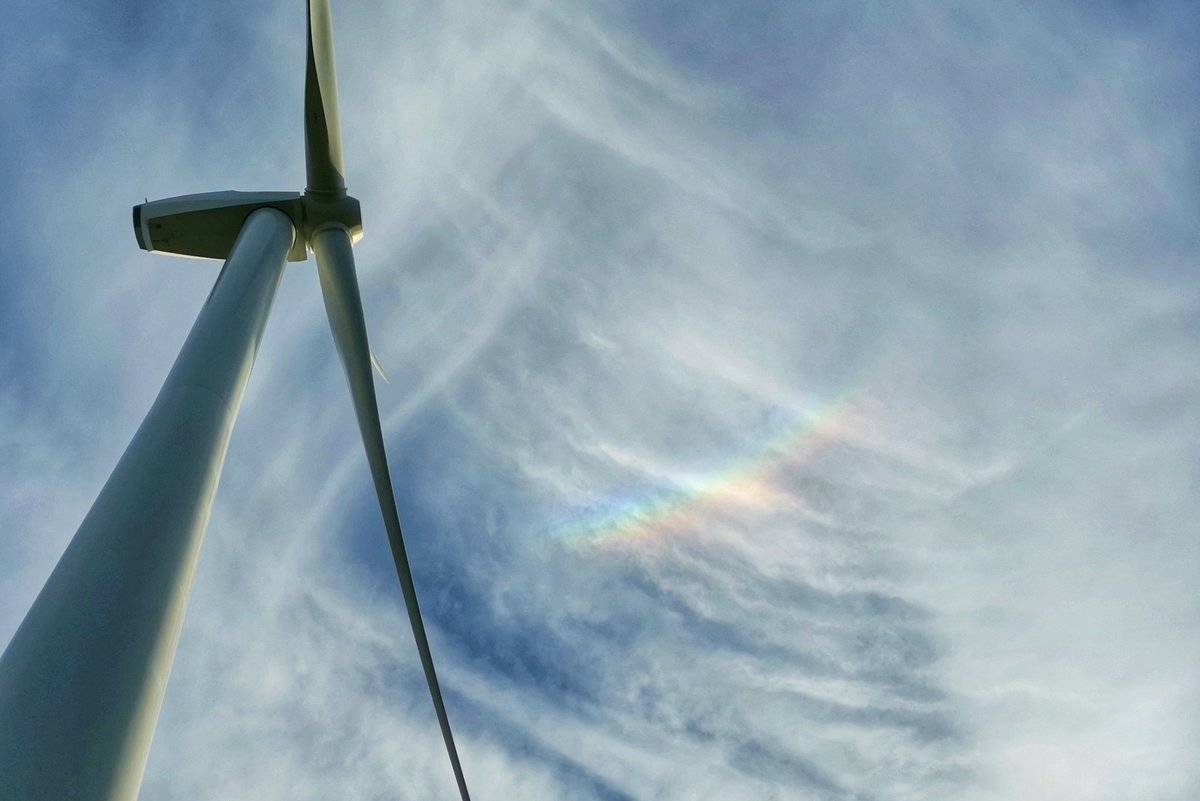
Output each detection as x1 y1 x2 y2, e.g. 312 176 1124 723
311 225 471 801
370 347 390 384
305 0 346 195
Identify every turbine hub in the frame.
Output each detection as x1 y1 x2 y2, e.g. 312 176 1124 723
302 190 363 246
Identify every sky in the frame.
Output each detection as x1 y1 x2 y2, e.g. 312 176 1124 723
1 1 1198 799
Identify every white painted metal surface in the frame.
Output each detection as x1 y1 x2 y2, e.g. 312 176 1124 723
0 208 294 801
0 3 474 798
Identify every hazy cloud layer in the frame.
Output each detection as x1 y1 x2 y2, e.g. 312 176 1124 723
2 1 1198 799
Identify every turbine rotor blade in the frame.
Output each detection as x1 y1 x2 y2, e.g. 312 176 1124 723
311 226 471 801
370 347 390 384
305 0 346 194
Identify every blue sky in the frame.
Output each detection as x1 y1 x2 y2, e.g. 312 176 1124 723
2 1 1199 799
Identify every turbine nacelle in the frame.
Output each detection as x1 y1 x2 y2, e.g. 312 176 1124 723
133 190 362 262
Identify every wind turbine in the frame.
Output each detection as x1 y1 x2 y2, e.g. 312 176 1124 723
0 3 472 800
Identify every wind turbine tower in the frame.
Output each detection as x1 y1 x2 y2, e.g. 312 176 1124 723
0 3 472 800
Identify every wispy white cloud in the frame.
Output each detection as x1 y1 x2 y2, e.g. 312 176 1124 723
2 0 1198 799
